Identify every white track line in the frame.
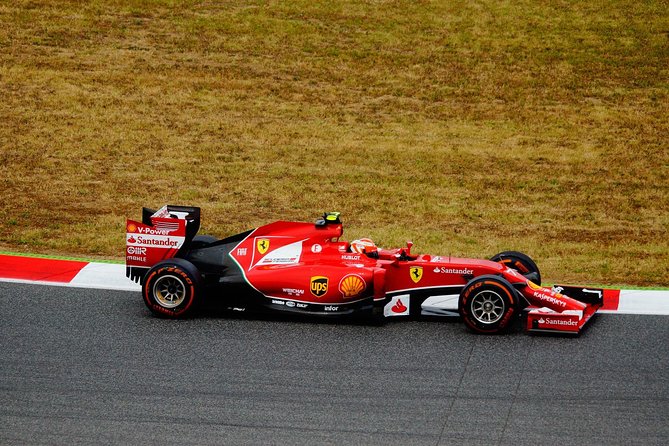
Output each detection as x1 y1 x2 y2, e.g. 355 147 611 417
613 290 669 315
1 259 668 314
0 262 140 292
70 263 141 291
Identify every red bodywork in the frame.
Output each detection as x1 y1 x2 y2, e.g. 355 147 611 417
127 208 602 334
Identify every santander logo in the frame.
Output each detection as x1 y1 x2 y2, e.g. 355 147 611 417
392 299 407 313
128 236 136 243
384 295 410 317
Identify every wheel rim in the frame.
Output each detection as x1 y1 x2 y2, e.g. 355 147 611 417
470 289 505 324
153 275 186 308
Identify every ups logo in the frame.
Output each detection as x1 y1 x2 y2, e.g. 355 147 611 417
310 276 328 297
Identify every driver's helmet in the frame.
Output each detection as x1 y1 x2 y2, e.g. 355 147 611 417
350 238 377 254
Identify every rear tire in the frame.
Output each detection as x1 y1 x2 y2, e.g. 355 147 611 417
459 275 519 334
142 259 201 318
490 251 541 285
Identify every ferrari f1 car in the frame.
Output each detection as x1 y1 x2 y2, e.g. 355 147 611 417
126 205 603 335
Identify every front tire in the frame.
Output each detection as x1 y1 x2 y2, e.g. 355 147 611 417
142 259 201 318
459 275 519 334
490 251 541 285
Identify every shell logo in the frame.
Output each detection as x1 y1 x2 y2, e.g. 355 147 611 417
527 280 564 298
127 222 138 233
339 274 366 298
527 280 542 291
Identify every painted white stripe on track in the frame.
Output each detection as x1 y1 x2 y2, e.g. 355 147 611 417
0 276 140 292
69 263 141 291
1 257 668 314
615 289 669 315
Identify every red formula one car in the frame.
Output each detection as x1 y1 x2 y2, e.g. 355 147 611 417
126 205 603 335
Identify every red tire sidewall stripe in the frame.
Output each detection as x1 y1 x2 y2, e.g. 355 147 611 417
144 266 196 317
462 279 515 333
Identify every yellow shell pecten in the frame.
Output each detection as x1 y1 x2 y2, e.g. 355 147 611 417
341 275 365 297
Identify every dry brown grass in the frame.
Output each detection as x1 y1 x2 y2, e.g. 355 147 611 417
1 0 667 286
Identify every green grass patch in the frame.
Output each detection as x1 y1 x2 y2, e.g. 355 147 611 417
0 0 667 286
0 250 123 264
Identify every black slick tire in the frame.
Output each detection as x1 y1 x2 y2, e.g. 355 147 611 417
142 259 201 318
490 251 541 285
459 275 519 334
190 235 219 250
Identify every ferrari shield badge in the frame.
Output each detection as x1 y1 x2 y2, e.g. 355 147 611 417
410 266 423 283
256 238 270 255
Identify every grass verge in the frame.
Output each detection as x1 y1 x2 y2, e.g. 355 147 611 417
1 1 667 286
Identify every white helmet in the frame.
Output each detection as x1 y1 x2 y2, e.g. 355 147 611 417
350 238 376 254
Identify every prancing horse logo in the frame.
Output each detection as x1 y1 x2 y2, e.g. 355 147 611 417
410 266 423 283
257 239 270 255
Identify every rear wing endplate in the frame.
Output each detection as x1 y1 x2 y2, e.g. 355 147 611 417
126 205 201 283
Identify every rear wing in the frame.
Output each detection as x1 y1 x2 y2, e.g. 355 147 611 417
126 205 201 283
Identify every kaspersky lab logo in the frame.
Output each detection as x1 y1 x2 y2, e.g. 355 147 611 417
310 276 328 297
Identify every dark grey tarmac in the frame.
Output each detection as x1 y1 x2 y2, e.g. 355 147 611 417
1 282 667 445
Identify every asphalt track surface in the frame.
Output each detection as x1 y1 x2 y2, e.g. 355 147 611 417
1 282 667 445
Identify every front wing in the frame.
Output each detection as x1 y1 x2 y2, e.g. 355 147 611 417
525 285 604 335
